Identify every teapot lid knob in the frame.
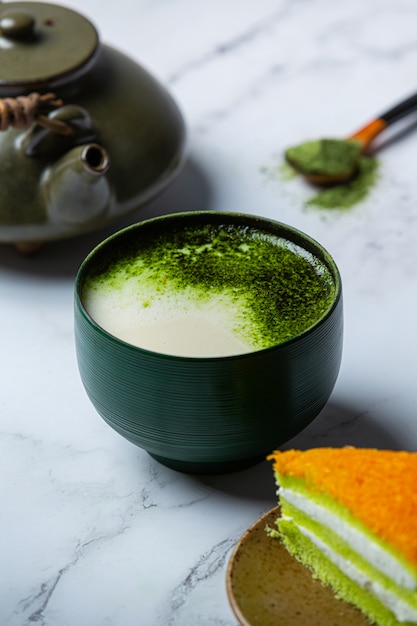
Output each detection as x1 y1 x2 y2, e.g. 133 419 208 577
0 10 35 39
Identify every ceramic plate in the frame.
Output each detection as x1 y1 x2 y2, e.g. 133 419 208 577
226 506 372 626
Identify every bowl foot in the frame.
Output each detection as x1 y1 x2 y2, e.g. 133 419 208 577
148 452 265 475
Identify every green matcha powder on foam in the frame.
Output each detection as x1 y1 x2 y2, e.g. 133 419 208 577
284 138 379 209
84 225 336 352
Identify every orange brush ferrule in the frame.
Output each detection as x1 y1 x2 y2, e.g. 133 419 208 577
348 118 387 150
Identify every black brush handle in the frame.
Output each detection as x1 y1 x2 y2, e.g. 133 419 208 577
380 92 417 125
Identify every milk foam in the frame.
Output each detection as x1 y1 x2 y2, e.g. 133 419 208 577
82 223 336 357
83 281 255 357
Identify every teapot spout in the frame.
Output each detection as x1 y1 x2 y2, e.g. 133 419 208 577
78 143 110 175
42 143 112 227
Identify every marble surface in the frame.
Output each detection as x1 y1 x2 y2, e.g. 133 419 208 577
2 0 417 624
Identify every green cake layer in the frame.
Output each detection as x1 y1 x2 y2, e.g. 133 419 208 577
278 474 417 584
268 482 417 625
273 496 417 623
276 517 415 626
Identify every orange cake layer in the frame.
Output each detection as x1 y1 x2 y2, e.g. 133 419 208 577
268 447 417 567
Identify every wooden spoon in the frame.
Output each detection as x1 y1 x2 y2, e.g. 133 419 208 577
285 91 417 185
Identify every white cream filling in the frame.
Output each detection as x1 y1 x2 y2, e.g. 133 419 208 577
280 487 416 590
293 520 417 623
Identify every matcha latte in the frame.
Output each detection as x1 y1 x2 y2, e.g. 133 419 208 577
75 213 343 472
81 220 337 357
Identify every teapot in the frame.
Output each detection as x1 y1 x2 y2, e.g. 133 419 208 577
0 1 186 253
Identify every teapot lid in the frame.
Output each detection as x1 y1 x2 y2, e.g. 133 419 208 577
0 2 99 92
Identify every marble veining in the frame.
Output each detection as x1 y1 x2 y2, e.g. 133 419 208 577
2 0 417 624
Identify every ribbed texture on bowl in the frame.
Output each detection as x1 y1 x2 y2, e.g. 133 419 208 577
74 212 343 474
75 290 342 473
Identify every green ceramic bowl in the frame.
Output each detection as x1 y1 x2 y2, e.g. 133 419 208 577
74 212 343 474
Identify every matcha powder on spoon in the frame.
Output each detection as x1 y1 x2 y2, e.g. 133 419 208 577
283 138 380 209
285 138 362 178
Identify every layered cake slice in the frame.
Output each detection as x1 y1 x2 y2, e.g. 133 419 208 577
267 447 417 626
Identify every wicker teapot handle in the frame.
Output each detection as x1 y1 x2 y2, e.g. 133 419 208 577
0 92 72 135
